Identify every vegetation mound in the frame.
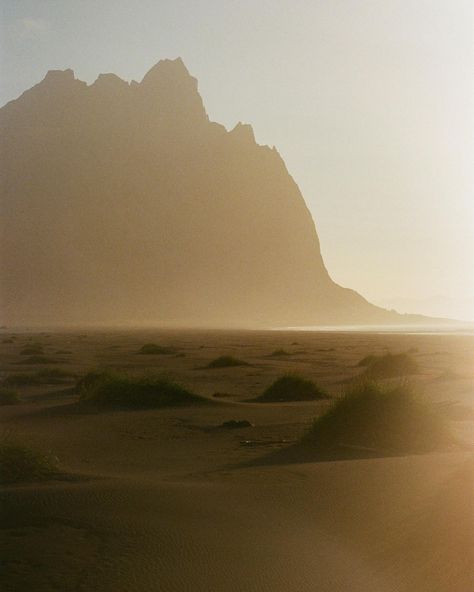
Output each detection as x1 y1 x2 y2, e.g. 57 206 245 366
77 371 203 409
205 356 249 369
356 354 377 367
137 343 175 355
76 370 110 392
254 374 327 402
302 383 452 454
0 443 59 484
0 389 20 405
361 353 419 378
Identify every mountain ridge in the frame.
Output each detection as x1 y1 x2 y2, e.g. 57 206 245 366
0 58 441 327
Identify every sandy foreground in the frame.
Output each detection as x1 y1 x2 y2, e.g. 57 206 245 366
1 329 473 591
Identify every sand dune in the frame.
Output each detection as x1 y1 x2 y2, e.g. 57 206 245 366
1 329 473 591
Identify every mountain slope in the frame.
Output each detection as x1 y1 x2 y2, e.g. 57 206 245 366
0 58 427 327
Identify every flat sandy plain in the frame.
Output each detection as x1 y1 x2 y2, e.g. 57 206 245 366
1 328 473 592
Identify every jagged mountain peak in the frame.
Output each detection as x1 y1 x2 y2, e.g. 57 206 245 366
0 58 426 327
38 68 87 94
230 122 256 143
137 57 207 122
91 73 129 91
140 57 190 83
43 68 75 82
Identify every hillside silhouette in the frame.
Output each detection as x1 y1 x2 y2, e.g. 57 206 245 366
0 58 431 327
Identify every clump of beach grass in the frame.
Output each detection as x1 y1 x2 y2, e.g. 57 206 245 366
302 381 452 454
0 440 60 484
359 352 419 378
77 370 203 409
356 354 377 367
205 356 250 369
253 373 327 402
137 343 175 355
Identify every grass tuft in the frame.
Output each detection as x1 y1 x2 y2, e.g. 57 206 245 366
77 371 203 409
0 442 59 484
302 382 452 454
356 354 377 367
205 356 249 369
360 352 419 378
253 373 327 402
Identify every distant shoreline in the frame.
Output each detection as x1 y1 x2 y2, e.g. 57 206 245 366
1 323 473 336
275 324 474 335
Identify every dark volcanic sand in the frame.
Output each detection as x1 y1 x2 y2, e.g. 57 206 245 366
1 329 473 592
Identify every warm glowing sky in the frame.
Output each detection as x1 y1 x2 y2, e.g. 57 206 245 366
1 1 473 320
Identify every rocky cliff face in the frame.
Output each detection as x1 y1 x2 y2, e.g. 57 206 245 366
0 58 416 327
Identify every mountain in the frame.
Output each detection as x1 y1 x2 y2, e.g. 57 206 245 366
0 58 430 328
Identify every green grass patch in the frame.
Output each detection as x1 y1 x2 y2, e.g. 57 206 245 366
205 355 249 369
302 382 452 454
0 442 60 484
360 353 419 378
137 343 175 355
77 371 203 409
356 354 377 367
253 373 327 402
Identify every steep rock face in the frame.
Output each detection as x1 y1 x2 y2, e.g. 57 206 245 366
0 58 411 327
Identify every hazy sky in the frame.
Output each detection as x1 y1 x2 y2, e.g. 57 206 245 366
1 1 473 320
